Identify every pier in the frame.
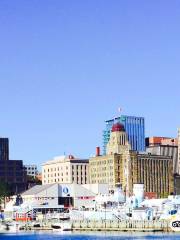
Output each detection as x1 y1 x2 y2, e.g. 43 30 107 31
22 220 171 232
71 220 170 232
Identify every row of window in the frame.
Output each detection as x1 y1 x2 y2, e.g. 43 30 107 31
91 172 114 178
43 176 88 184
44 165 87 173
44 169 87 179
90 159 113 165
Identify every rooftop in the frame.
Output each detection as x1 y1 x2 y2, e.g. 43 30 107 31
42 155 88 166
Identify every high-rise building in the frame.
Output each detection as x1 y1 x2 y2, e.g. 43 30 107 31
0 137 27 194
90 123 174 198
0 138 9 161
103 115 145 154
146 136 179 174
42 155 89 185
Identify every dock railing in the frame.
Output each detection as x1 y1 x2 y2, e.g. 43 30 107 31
71 220 170 232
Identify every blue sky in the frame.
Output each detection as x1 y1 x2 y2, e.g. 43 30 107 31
0 1 179 168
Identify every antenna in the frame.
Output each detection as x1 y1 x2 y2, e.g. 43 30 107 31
113 107 123 122
118 107 122 116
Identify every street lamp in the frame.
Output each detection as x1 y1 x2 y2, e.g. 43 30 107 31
104 202 107 229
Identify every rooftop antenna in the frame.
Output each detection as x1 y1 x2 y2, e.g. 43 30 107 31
114 107 122 123
118 107 122 116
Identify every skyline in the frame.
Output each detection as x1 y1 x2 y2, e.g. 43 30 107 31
0 1 180 167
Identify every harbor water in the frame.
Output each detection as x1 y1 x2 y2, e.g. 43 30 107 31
1 232 180 240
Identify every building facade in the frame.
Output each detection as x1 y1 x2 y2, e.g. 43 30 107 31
90 123 174 198
42 155 89 185
146 136 179 174
24 165 38 178
103 115 145 154
0 137 27 194
20 183 108 210
89 153 173 198
0 138 9 161
146 137 178 147
178 128 180 175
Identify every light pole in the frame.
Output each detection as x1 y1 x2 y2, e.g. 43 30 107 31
104 202 106 229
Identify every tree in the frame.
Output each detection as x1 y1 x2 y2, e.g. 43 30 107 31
0 182 11 209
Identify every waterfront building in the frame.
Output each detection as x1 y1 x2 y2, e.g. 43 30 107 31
42 155 89 185
24 164 38 178
174 175 180 195
178 128 180 174
90 123 174 198
146 136 178 174
15 183 108 209
103 115 145 154
0 137 27 194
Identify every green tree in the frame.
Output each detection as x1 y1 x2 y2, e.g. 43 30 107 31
0 182 11 209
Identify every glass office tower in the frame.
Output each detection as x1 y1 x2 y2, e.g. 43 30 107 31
0 138 9 161
103 115 145 154
0 137 27 194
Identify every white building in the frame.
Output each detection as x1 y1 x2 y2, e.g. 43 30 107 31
4 183 109 221
24 164 38 178
42 155 89 185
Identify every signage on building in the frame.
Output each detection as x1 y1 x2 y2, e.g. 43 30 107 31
62 187 69 195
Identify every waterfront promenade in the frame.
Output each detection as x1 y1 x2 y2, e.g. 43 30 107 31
23 219 171 232
72 220 170 232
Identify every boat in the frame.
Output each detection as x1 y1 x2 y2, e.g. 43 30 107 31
4 221 21 233
59 213 70 221
51 222 72 231
32 221 41 228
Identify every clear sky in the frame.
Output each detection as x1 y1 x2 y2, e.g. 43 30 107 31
0 0 179 168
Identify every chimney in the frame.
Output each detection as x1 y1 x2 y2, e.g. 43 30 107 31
96 147 100 156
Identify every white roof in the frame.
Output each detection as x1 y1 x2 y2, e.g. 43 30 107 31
22 184 55 195
42 155 83 166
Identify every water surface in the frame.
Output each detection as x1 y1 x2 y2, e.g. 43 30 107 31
0 232 180 240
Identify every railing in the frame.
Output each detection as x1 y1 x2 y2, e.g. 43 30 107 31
71 220 170 232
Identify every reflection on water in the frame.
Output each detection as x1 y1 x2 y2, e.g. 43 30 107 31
0 232 180 240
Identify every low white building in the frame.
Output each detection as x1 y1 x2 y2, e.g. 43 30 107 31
21 183 109 209
4 183 109 220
